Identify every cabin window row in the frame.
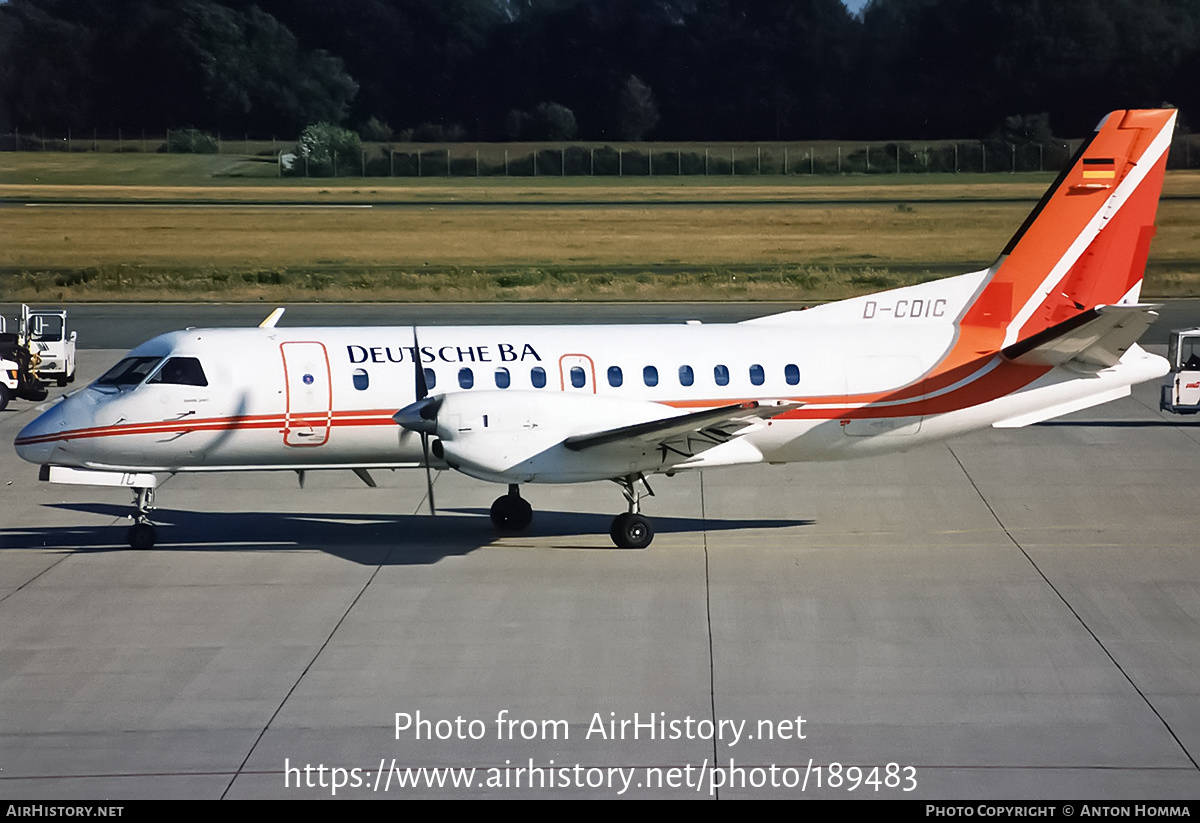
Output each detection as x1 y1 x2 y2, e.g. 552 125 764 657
604 364 799 388
352 363 800 391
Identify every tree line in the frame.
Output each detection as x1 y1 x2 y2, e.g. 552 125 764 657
2 0 1198 143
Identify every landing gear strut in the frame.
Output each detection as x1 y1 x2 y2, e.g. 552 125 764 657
609 474 655 549
490 484 533 531
127 487 157 549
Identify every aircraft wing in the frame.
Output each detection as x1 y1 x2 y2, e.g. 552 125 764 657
563 399 799 460
1001 304 1160 369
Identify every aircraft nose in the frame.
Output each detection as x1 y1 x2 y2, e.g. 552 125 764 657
14 397 70 465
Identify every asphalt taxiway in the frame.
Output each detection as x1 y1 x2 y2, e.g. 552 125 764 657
1 306 1199 799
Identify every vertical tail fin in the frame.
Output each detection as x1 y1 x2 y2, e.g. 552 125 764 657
961 109 1176 348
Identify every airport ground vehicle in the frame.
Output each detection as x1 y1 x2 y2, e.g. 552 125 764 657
1160 327 1200 414
0 328 48 411
18 305 77 387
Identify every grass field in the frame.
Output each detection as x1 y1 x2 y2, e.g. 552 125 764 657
3 153 1199 302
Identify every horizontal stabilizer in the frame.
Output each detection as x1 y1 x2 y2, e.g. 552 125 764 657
993 386 1130 429
564 399 799 457
1001 304 1159 369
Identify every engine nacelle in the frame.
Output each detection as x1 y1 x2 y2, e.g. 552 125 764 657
425 390 684 483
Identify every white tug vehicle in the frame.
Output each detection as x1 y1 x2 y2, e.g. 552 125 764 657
18 305 77 387
1160 327 1200 414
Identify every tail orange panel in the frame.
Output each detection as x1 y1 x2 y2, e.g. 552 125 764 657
920 109 1175 390
990 108 1175 344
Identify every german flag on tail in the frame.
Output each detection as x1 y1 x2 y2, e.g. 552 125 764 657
1081 157 1117 181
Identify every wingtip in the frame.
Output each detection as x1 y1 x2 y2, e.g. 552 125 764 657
259 307 286 329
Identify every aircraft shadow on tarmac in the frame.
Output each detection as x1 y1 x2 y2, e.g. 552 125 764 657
1034 419 1200 427
2 504 813 565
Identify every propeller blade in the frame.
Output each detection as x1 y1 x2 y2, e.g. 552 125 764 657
421 432 437 516
413 325 436 517
413 325 429 401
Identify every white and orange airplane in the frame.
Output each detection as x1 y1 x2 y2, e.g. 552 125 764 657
14 109 1177 549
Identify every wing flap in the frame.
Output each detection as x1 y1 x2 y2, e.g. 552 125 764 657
1001 304 1159 368
563 399 799 458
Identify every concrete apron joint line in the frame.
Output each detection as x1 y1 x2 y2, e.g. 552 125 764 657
945 443 1200 773
700 470 721 799
219 543 397 798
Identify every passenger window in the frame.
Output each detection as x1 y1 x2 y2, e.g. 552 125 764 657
531 366 546 388
570 366 586 388
643 365 658 387
458 367 474 389
714 364 729 386
749 364 764 386
495 367 511 389
352 368 369 391
149 357 208 387
424 368 437 390
679 365 694 386
784 363 800 385
608 366 623 387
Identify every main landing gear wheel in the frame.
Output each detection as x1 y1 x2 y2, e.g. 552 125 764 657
490 484 533 532
609 473 657 548
610 512 654 549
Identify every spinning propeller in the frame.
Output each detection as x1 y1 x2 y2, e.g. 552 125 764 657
392 327 441 516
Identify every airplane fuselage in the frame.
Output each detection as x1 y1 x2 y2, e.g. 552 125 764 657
14 267 1167 485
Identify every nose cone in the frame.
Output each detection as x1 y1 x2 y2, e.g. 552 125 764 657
14 396 71 465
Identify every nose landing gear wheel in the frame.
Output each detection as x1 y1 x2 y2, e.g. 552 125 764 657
126 487 157 549
610 512 653 549
490 485 533 532
127 522 157 550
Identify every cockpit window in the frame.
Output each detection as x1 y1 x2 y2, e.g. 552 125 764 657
95 357 163 387
149 357 208 387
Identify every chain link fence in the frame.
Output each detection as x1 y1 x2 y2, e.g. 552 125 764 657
5 129 1200 177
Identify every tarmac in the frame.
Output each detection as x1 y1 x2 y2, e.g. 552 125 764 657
1 328 1199 799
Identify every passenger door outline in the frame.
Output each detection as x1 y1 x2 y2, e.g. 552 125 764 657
281 341 333 446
